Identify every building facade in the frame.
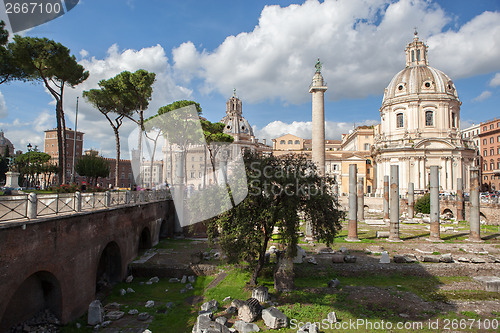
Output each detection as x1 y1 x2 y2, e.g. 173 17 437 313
478 118 500 191
44 128 84 184
372 32 475 195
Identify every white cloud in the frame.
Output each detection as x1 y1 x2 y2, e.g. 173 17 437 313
429 11 500 79
0 91 7 118
59 44 192 159
0 110 52 151
172 0 500 105
79 49 89 59
472 90 492 102
255 119 379 143
490 73 500 87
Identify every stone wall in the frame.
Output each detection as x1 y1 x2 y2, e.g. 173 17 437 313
0 199 174 330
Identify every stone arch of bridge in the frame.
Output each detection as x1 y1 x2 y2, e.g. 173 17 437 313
0 270 62 331
95 241 122 294
138 227 152 251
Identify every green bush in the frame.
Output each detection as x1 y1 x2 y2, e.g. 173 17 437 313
415 193 430 214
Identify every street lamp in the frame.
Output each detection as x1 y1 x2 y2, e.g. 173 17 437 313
26 143 32 188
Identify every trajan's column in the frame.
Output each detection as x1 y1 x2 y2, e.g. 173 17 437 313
309 58 327 175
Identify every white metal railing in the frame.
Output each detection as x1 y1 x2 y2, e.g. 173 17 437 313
0 190 171 222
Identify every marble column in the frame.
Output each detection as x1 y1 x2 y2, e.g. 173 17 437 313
389 165 401 241
346 164 359 241
428 165 441 241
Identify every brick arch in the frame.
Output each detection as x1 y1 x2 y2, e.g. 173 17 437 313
138 227 152 251
442 208 454 218
95 241 122 294
0 271 62 331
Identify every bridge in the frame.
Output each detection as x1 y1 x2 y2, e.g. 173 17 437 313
0 191 175 331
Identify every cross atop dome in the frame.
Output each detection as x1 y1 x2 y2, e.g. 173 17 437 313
405 31 428 67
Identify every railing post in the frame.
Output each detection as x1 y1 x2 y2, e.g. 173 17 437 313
75 191 82 212
125 190 130 204
139 190 145 203
105 191 111 207
27 192 37 219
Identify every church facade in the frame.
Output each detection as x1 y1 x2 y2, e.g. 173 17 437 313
372 33 476 195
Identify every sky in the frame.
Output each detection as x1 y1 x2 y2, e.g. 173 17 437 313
0 0 499 159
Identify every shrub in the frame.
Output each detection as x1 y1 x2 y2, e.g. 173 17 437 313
414 193 430 214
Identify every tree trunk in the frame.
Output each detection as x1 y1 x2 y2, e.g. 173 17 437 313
250 232 270 286
114 127 120 188
60 84 67 184
55 100 64 185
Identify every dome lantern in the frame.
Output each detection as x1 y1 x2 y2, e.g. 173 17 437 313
404 31 428 67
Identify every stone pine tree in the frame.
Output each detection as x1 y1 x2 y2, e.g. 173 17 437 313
148 100 203 186
200 120 234 185
207 152 343 286
83 75 138 188
9 36 89 184
113 70 155 187
75 154 110 187
0 20 24 84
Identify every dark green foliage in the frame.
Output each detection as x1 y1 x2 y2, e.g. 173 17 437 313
415 193 430 214
9 35 88 184
15 151 53 188
157 100 202 116
207 152 342 285
75 154 110 186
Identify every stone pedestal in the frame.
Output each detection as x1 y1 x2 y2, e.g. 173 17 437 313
5 171 19 188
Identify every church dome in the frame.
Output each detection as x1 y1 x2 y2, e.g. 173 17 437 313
382 32 459 106
220 92 254 137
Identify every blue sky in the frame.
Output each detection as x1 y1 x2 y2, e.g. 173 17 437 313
0 0 499 158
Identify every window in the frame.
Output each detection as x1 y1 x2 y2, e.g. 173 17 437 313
491 162 495 170
288 140 293 144
294 140 300 144
190 172 195 178
484 164 487 171
484 176 488 180
484 126 487 131
483 139 487 145
200 156 203 161
333 164 338 171
425 111 433 126
497 161 500 169
498 147 500 154
411 50 415 62
121 172 125 179
364 143 370 150
491 137 495 144
491 124 494 129
416 49 421 61
280 140 285 144
491 149 495 156
77 135 80 140
199 172 202 178
451 113 456 127
396 113 404 128
191 156 195 161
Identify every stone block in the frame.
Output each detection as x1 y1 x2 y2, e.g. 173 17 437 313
327 278 340 289
105 310 124 321
327 311 337 323
251 286 268 303
331 254 345 263
238 298 262 323
376 231 390 238
201 299 219 312
262 307 287 329
439 253 453 263
234 320 260 333
88 300 104 326
344 255 357 263
473 276 500 292
379 251 390 264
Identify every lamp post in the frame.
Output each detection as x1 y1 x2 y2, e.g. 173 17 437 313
26 143 32 188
